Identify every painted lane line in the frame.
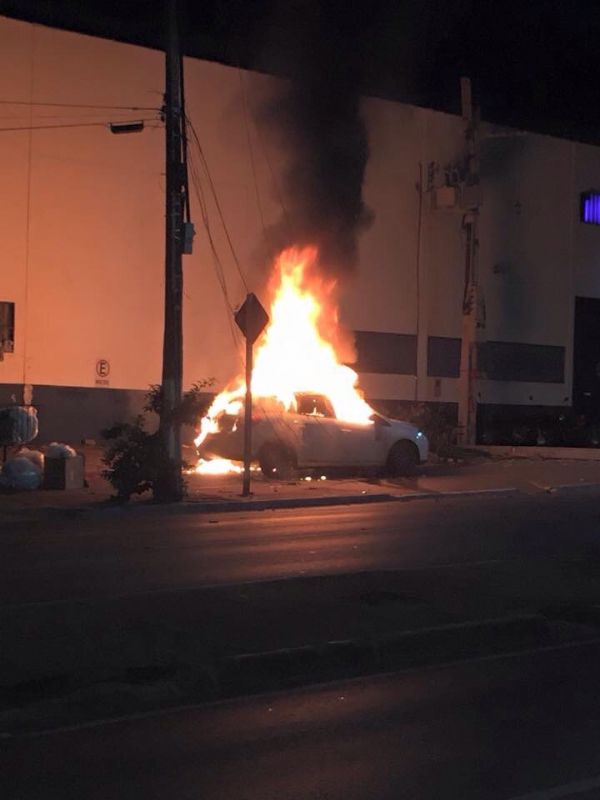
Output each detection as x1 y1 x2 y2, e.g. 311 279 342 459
505 774 600 800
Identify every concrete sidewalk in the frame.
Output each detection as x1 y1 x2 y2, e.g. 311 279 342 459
2 446 600 518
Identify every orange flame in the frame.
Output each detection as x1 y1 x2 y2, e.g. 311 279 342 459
195 246 373 470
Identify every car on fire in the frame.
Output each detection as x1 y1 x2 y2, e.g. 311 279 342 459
197 392 428 478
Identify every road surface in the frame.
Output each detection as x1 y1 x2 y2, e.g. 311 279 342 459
2 490 600 606
4 640 600 800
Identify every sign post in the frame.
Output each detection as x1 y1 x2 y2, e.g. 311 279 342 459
234 293 269 497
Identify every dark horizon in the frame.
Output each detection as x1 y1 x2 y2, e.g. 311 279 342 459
3 0 600 146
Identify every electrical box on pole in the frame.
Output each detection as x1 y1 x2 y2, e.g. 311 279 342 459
235 293 269 497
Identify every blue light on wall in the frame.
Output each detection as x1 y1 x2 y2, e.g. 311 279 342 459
581 192 600 225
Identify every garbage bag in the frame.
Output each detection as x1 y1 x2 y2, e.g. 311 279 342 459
0 406 38 446
17 448 44 470
1 456 43 491
45 442 77 459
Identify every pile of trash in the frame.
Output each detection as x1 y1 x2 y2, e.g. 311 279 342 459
0 442 77 491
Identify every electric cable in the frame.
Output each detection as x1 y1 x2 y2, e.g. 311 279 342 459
0 99 160 111
238 69 266 235
0 118 162 133
0 110 154 120
185 116 249 292
187 146 243 356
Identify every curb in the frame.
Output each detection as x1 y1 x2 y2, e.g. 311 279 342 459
0 613 557 735
6 482 597 523
181 486 521 513
182 492 398 513
475 445 600 461
218 613 550 697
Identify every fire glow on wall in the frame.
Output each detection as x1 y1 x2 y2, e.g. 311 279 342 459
581 191 600 225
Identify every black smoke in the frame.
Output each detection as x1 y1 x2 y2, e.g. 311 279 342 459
258 2 373 275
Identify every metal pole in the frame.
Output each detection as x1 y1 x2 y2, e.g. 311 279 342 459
242 337 253 497
458 217 478 444
457 76 480 446
157 0 184 501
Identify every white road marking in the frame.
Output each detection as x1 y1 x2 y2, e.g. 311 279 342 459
506 774 600 799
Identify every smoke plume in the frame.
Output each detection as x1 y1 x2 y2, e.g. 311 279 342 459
258 3 373 275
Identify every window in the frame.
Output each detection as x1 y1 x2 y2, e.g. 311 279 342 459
295 393 335 418
353 331 417 375
0 302 14 354
477 340 565 383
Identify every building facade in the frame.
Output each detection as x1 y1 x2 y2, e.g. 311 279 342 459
2 15 600 443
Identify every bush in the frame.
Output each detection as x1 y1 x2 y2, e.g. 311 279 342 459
143 379 214 426
408 402 457 455
101 380 214 501
101 417 160 501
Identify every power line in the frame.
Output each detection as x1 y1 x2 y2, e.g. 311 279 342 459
238 69 266 235
0 99 160 111
185 116 249 293
187 145 243 356
0 110 157 120
0 118 162 133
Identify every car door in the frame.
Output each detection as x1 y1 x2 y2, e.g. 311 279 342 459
296 413 346 467
337 419 384 466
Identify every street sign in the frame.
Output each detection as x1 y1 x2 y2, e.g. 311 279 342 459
235 293 269 344
234 293 269 497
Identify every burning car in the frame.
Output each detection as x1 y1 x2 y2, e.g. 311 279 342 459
197 392 428 478
195 246 428 479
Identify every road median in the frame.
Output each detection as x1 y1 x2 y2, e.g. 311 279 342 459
3 567 600 735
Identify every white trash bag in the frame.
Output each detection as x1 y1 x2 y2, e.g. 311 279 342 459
45 442 77 459
17 448 45 471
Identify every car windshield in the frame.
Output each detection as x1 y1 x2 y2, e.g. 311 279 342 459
294 394 335 418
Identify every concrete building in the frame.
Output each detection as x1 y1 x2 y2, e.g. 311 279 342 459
2 15 600 443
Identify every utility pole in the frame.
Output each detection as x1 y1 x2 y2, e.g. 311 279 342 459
156 0 185 501
457 77 482 445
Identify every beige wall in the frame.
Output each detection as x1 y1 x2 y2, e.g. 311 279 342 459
2 15 600 409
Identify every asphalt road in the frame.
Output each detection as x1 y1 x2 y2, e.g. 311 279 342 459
2 490 600 606
4 640 600 800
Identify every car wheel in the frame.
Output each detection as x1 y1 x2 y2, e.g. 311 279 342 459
386 440 419 477
258 443 296 480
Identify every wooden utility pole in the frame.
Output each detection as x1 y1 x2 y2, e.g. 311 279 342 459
457 77 481 445
156 0 185 501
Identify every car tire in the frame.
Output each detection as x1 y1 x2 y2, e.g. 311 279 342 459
386 440 419 477
258 443 296 480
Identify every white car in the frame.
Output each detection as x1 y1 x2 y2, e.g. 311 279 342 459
198 392 428 478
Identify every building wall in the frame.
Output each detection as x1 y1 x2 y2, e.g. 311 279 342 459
1 15 600 440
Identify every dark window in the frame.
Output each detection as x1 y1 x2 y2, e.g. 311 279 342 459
353 331 417 375
428 336 461 378
573 296 600 419
478 341 565 383
295 393 335 418
0 302 14 354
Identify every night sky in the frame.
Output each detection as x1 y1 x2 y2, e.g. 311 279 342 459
4 0 600 143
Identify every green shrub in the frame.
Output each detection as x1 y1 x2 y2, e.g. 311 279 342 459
101 380 214 501
101 417 161 501
143 379 214 426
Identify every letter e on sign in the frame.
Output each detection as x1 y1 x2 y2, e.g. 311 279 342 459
95 359 110 386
